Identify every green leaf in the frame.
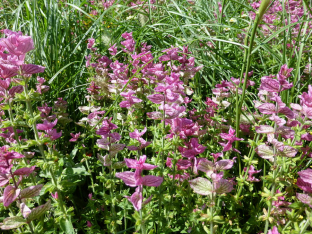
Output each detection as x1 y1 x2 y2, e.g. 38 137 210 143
189 177 212 196
0 216 27 230
288 202 303 209
64 164 89 176
60 217 75 234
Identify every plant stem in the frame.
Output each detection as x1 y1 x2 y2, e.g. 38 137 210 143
235 14 260 174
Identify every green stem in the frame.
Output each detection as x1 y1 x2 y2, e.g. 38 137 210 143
235 14 260 174
85 157 95 193
300 216 311 234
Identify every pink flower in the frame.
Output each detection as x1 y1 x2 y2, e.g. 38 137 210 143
86 220 92 227
119 90 142 108
87 38 95 49
108 44 117 56
69 132 81 142
51 192 58 199
37 119 57 131
219 126 243 153
178 138 206 158
88 193 94 200
267 226 280 234
244 165 261 182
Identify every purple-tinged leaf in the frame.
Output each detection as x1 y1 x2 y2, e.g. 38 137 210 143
255 145 275 160
115 171 137 187
20 203 31 218
258 103 276 115
278 107 295 119
189 177 212 196
141 175 163 187
197 159 214 174
3 185 20 207
109 144 125 156
215 160 234 171
297 178 312 193
124 158 138 168
6 152 24 159
290 103 302 111
303 106 312 119
0 173 9 187
125 191 142 211
26 200 51 222
9 85 23 96
176 160 192 170
276 146 297 158
214 179 233 194
142 163 157 171
276 126 295 139
0 78 11 89
146 111 162 120
147 94 164 104
20 184 43 199
255 125 274 134
97 154 111 166
298 169 312 184
296 193 312 206
112 161 126 169
259 78 280 92
127 145 139 151
0 216 26 230
0 64 18 79
13 166 36 176
143 195 152 206
21 64 45 75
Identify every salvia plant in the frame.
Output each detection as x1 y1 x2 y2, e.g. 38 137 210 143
0 0 311 233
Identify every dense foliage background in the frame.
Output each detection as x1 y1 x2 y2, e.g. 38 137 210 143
0 0 311 233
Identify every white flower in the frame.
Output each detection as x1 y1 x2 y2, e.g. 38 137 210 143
229 18 237 23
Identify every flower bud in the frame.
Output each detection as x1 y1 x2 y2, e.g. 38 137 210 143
258 0 271 22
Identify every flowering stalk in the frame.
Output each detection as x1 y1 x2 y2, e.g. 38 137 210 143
23 79 70 226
